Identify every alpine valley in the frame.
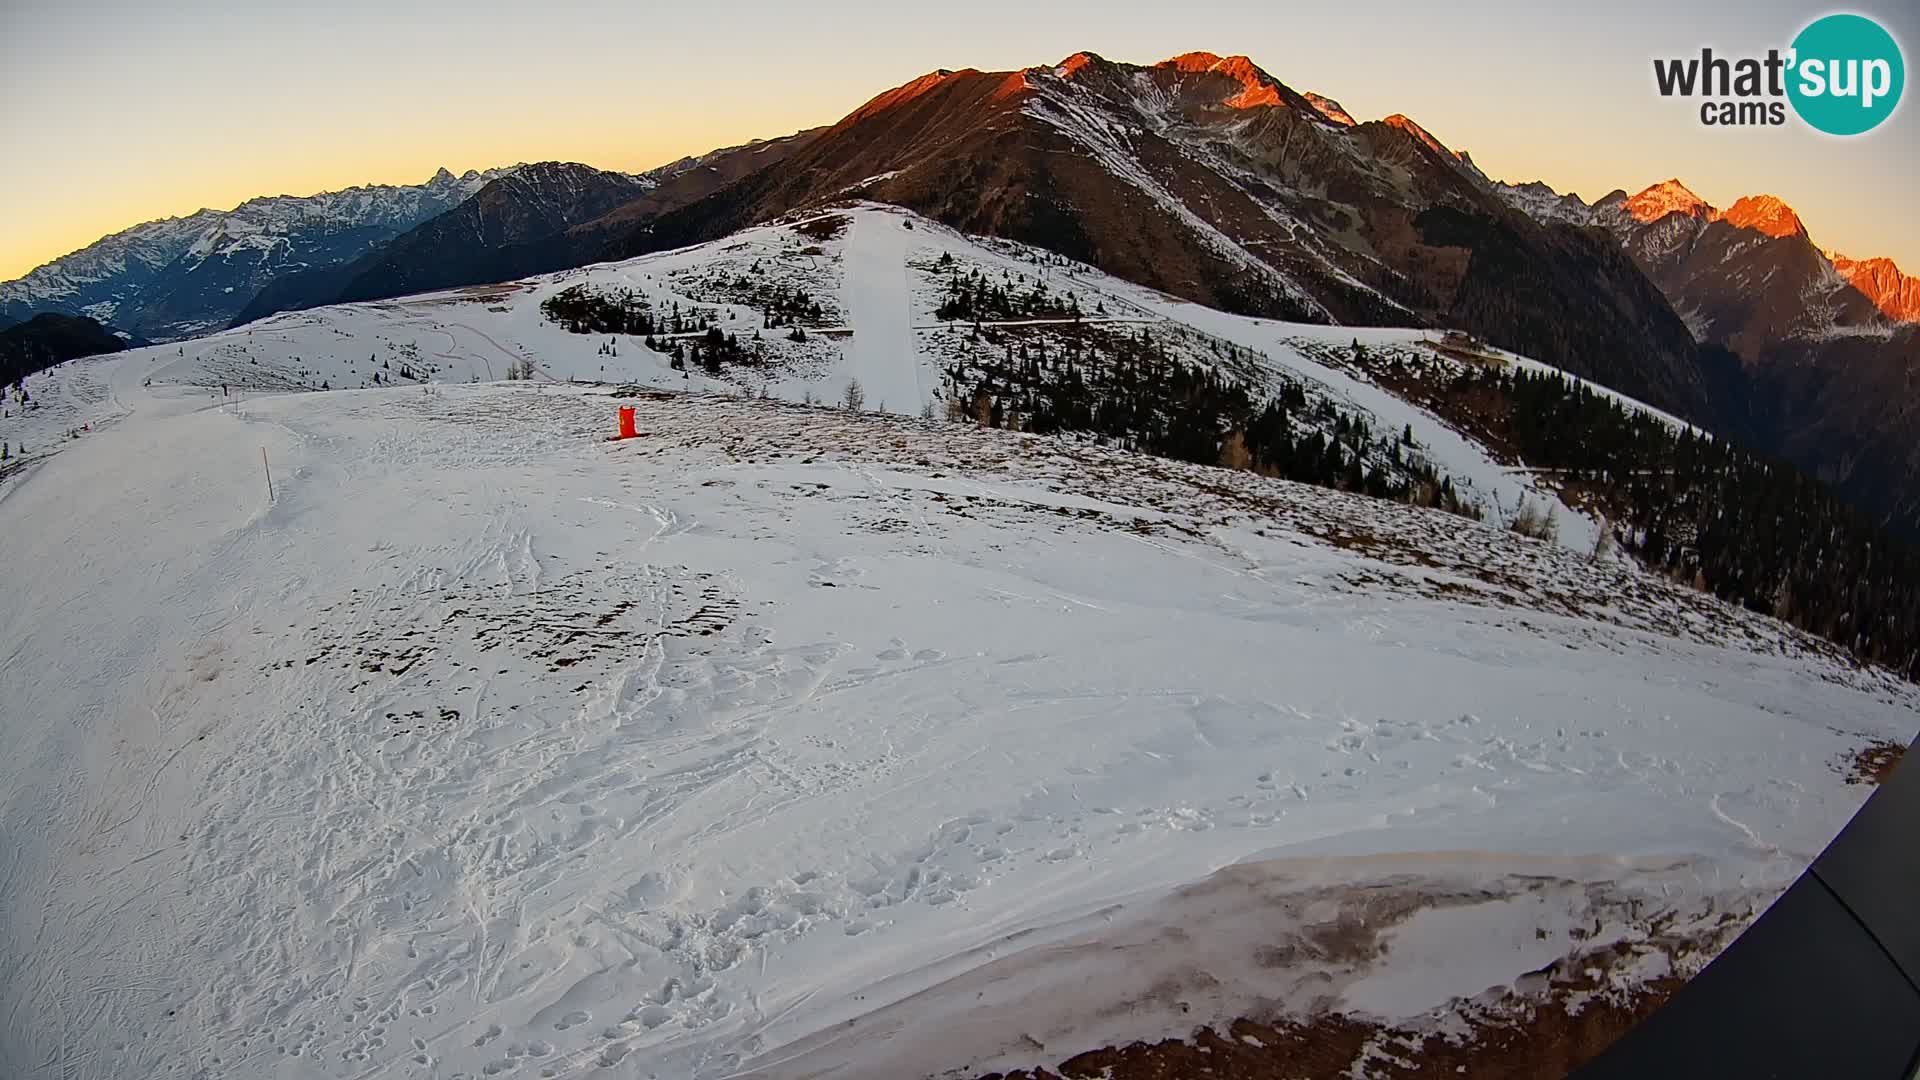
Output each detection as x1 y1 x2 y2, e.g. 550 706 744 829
9 51 1916 535
3 46 1918 1080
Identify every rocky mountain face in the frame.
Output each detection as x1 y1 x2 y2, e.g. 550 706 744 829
1502 177 1918 344
1830 254 1920 322
0 169 513 341
1497 177 1920 535
1585 182 1888 356
609 51 1712 419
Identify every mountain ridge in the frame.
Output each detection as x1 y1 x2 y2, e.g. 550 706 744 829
606 49 1710 422
0 167 518 340
227 132 825 327
1498 177 1917 324
9 51 1914 537
1496 174 1920 536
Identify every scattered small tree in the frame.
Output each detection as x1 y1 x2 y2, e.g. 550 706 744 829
1219 430 1251 470
1510 499 1559 543
842 378 866 411
971 386 993 426
1771 574 1796 621
1590 515 1617 562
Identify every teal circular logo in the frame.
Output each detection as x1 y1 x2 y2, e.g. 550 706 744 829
1787 14 1904 135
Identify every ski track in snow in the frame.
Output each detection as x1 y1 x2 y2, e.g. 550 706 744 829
839 211 924 415
0 205 1916 1080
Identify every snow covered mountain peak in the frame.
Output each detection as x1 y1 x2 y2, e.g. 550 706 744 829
486 160 653 199
1621 178 1718 223
689 48 1703 412
1506 180 1895 328
1155 51 1287 108
0 166 522 341
1053 50 1106 78
1493 179 1596 225
1377 115 1485 179
1384 114 1460 158
1830 251 1920 322
1303 89 1358 126
1721 193 1806 239
1033 49 1330 121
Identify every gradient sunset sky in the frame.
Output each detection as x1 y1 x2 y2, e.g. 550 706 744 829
3 0 1916 282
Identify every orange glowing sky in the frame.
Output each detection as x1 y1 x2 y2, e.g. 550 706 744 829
3 0 1916 282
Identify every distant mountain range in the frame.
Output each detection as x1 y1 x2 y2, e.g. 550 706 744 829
230 134 821 327
1494 177 1919 346
0 168 517 340
1492 176 1920 536
0 136 825 347
3 50 1915 532
229 162 655 324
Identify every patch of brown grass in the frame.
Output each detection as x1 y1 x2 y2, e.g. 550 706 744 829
1843 738 1909 786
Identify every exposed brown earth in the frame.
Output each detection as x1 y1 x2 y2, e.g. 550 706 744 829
1843 738 1910 787
976 938 1698 1080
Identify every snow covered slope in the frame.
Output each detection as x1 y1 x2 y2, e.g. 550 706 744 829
3 204 1913 1080
2 352 1914 1080
1490 179 1595 227
11 204 1686 549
